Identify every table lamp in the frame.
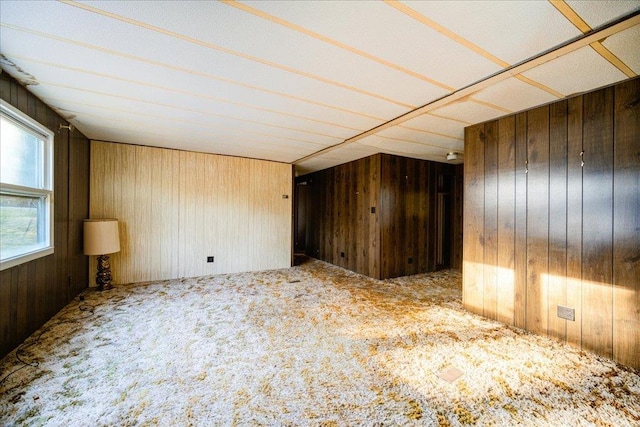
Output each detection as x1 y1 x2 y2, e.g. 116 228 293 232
84 219 120 291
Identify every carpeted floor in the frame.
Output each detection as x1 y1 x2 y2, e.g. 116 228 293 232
1 259 638 426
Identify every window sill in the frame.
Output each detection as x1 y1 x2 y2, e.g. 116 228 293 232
0 246 54 271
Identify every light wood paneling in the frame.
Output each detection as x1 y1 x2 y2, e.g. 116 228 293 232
613 78 640 368
463 77 640 370
90 142 292 283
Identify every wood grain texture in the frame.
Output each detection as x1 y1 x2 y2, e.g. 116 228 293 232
483 121 498 320
463 77 639 370
497 116 515 325
613 78 640 369
548 100 568 341
514 112 528 329
90 142 292 283
581 87 614 359
451 164 464 270
300 153 459 280
566 95 583 348
526 105 550 336
463 124 485 316
369 155 381 279
0 72 90 359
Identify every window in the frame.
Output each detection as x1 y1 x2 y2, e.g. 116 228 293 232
0 100 54 270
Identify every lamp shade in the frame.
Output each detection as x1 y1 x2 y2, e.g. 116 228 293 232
84 219 120 255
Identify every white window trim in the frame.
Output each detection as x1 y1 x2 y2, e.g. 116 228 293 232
0 100 55 271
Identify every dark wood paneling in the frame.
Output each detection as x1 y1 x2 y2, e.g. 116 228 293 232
368 155 381 279
302 153 460 280
378 154 458 279
497 116 515 325
613 78 640 368
0 72 90 358
514 112 528 329
483 121 498 320
451 164 464 270
69 131 90 296
463 124 485 316
526 105 550 336
582 86 614 359
566 95 583 347
463 77 639 370
548 100 568 341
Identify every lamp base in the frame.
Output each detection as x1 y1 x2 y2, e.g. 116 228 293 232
96 254 113 291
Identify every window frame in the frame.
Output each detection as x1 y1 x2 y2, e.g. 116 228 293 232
0 100 54 271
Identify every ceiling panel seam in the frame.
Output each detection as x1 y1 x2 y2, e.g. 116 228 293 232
549 0 637 78
222 0 455 91
294 12 640 164
40 95 331 149
39 80 347 141
4 53 370 133
0 23 387 122
223 0 513 120
59 0 416 109
386 0 565 98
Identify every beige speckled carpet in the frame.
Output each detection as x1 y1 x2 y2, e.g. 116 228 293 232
1 259 638 426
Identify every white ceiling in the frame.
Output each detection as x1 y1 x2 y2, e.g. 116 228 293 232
1 1 638 175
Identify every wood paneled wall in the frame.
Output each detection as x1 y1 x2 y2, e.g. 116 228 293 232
463 77 640 369
302 153 462 280
90 141 292 284
0 72 90 359
303 155 381 277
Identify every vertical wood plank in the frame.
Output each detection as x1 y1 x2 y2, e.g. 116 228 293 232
566 96 583 347
497 116 516 325
69 132 90 293
356 159 366 275
613 78 640 370
406 158 417 276
463 124 485 316
428 162 438 272
483 121 499 320
0 270 11 356
54 120 70 308
418 161 429 272
582 87 614 359
514 112 528 329
548 101 568 341
370 155 381 279
526 105 550 336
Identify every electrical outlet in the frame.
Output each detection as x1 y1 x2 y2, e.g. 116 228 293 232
557 305 575 321
340 252 345 258
371 207 376 213
207 256 214 263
